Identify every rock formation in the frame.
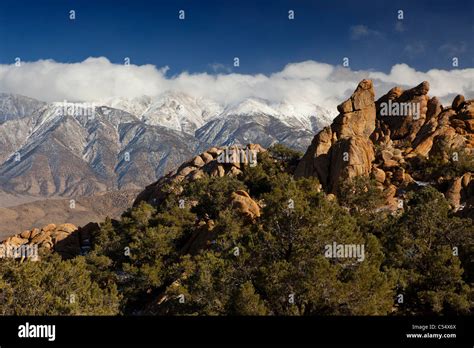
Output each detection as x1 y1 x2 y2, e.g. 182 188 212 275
134 144 266 206
229 190 261 222
295 79 376 193
0 222 97 259
297 79 473 211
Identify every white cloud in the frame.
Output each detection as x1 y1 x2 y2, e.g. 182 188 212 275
0 57 472 112
208 62 232 74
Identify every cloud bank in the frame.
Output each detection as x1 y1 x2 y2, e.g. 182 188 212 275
0 57 473 112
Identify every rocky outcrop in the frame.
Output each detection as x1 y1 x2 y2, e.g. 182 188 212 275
294 126 333 187
404 93 473 159
297 79 474 212
229 190 261 222
446 173 473 209
296 79 376 193
333 79 376 138
0 222 96 259
374 82 430 142
178 190 260 255
134 144 266 206
328 136 375 193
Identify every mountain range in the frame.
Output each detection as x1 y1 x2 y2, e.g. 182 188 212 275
0 92 333 199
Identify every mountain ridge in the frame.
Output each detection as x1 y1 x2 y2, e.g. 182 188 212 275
0 92 333 199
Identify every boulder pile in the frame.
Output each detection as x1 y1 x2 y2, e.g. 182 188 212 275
134 143 265 206
0 222 97 259
296 79 473 211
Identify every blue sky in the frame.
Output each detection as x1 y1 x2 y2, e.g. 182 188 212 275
0 0 472 75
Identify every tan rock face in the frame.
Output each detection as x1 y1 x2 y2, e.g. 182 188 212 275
42 223 57 233
392 149 403 161
179 166 198 177
229 190 261 221
30 228 40 239
56 223 77 233
392 167 406 184
445 173 473 209
30 232 50 245
332 79 376 138
206 147 221 157
294 126 333 186
426 97 442 120
20 230 32 239
209 163 225 177
134 144 266 207
384 184 399 211
411 98 474 158
376 81 430 141
412 134 436 157
0 222 95 260
465 119 474 132
191 155 206 167
452 94 465 110
462 172 472 187
296 80 376 193
200 152 214 164
372 166 386 184
381 150 393 162
429 128 467 160
446 177 464 209
247 143 266 153
297 79 473 213
382 159 399 169
328 136 375 193
8 236 29 246
458 102 474 120
189 169 205 181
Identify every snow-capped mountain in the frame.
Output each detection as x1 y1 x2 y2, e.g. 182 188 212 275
98 93 334 136
98 92 223 134
97 95 152 118
221 98 281 118
0 97 207 196
275 101 335 132
195 113 315 151
0 92 333 197
194 97 334 150
139 92 223 133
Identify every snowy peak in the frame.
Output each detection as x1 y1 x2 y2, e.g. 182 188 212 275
275 101 336 131
140 92 222 133
223 98 280 117
95 92 334 135
220 97 335 132
97 95 152 118
97 92 223 134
